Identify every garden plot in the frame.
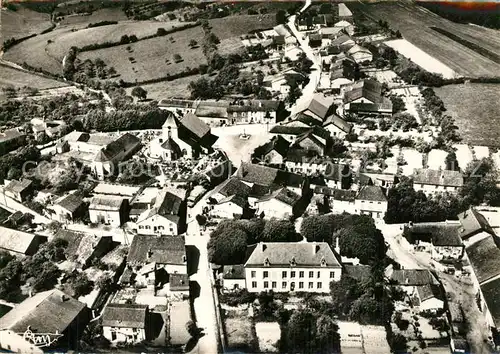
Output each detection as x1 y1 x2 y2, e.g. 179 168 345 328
427 149 447 170
401 148 423 176
255 322 280 352
453 144 474 171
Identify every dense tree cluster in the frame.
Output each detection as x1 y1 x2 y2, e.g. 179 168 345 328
82 107 169 131
390 112 418 132
0 145 41 182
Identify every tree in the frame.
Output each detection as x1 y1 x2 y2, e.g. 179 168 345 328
389 333 407 353
237 218 266 244
445 151 459 171
120 35 130 44
330 275 365 316
96 274 115 292
189 39 198 48
196 214 207 226
349 293 393 325
0 251 14 269
131 86 147 101
286 85 302 105
461 157 500 206
261 218 298 242
390 96 406 113
173 53 183 62
67 272 93 298
7 167 21 180
276 9 286 24
157 27 167 36
301 215 334 243
31 261 61 292
208 226 247 265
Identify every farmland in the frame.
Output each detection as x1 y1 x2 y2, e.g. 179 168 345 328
1 7 53 41
0 64 68 90
435 84 500 147
3 20 188 75
349 2 500 77
57 8 128 27
125 75 199 100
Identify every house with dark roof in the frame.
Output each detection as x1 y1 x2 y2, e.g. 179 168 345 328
295 94 334 123
256 187 303 219
322 114 352 138
342 79 392 117
89 195 128 227
0 128 26 156
0 226 46 256
212 177 252 203
415 283 445 312
0 289 89 350
252 136 290 165
221 265 246 291
227 100 283 125
293 129 329 156
329 34 355 51
3 179 32 202
48 194 85 223
457 207 494 246
308 33 322 47
136 190 186 236
311 186 356 215
211 194 250 219
92 133 142 180
413 168 463 196
403 222 464 260
54 229 113 268
244 242 342 293
355 185 387 219
102 303 148 344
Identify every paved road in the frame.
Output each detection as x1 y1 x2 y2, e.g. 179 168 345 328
287 0 321 117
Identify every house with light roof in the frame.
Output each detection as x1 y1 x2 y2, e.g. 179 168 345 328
412 168 463 196
244 242 342 293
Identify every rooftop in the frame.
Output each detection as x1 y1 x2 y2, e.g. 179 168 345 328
217 194 248 209
102 303 148 329
413 168 463 187
0 289 85 334
127 235 185 265
93 183 140 198
179 113 210 138
216 177 252 198
0 128 25 143
416 284 444 302
94 133 141 162
56 193 84 213
4 179 32 194
406 222 463 246
357 185 387 202
479 277 500 328
89 195 125 211
253 136 290 160
0 226 41 255
458 207 494 239
236 162 279 187
344 79 384 104
466 235 500 284
223 265 245 279
170 273 189 292
245 242 341 268
323 114 352 134
258 187 301 207
390 269 439 286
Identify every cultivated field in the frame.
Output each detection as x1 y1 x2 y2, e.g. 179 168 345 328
125 75 199 100
435 83 500 147
350 2 500 77
0 64 69 90
1 7 53 41
57 8 128 27
3 20 187 75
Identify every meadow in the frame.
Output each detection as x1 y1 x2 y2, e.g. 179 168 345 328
1 7 53 40
0 65 68 90
435 83 500 147
350 2 500 77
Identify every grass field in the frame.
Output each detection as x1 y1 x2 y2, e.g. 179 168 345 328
1 7 53 41
349 2 500 77
3 20 187 75
224 311 257 351
57 8 128 27
0 64 69 90
125 74 200 100
435 83 500 147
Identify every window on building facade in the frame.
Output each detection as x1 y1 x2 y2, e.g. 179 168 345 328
263 271 269 278
264 281 269 289
330 271 335 278
317 271 321 278
299 271 304 278
252 281 257 288
299 282 304 289
272 281 277 289
309 271 314 278
317 282 322 289
251 271 256 278
282 271 287 278
282 282 287 289
308 282 314 289
291 271 296 278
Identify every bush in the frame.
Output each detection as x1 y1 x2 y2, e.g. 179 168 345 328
88 21 118 28
220 289 256 306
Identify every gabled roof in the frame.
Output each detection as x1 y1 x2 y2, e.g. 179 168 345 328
347 44 371 55
412 168 463 187
390 269 439 286
295 130 326 149
298 94 333 121
158 191 183 218
89 195 125 211
337 4 353 18
344 79 384 104
179 113 210 138
270 125 310 136
314 186 356 201
223 264 245 279
0 289 85 334
466 235 500 284
127 235 185 265
417 284 444 302
56 194 84 213
217 194 248 209
236 162 279 187
330 34 353 47
479 277 500 327
0 128 25 143
309 33 322 41
0 226 41 255
245 242 341 268
253 136 290 159
195 103 228 118
258 187 301 207
54 229 111 265
102 303 147 329
4 179 32 194
217 177 252 198
406 223 463 246
357 185 386 202
458 208 494 239
94 133 141 162
323 114 352 134
161 137 181 154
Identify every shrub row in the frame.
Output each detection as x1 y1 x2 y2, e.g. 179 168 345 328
87 20 118 28
2 34 37 52
119 66 203 87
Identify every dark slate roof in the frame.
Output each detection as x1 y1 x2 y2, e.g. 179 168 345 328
236 162 279 186
223 265 245 279
54 229 84 259
357 185 386 202
314 186 356 201
390 269 439 286
57 194 84 213
330 34 353 47
94 133 141 162
158 192 183 218
0 289 85 334
245 242 341 268
227 100 280 112
458 208 494 239
406 223 463 246
295 131 326 149
127 235 185 265
466 235 500 284
161 137 182 154
480 277 500 328
179 113 210 138
253 136 290 159
170 273 189 291
413 168 463 187
348 101 393 113
217 194 248 209
301 94 332 120
309 33 322 41
323 114 352 134
218 177 252 198
270 125 310 136
293 113 322 127
258 187 301 206
344 79 383 104
417 284 444 302
102 303 147 329
54 229 110 264
0 226 41 255
285 148 319 163
159 99 195 109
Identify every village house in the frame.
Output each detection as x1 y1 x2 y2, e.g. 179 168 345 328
0 128 26 156
347 44 373 64
319 27 344 41
329 34 355 52
294 94 334 123
0 330 44 354
158 99 197 116
0 289 89 350
135 190 186 236
313 186 357 215
308 33 322 48
92 133 142 180
211 177 251 203
48 193 85 223
102 303 149 345
149 112 218 161
128 187 162 222
194 101 229 126
322 114 352 138
221 265 246 291
0 227 46 256
3 179 32 202
334 20 355 36
355 185 387 220
227 100 283 125
89 195 129 227
412 168 464 196
457 207 495 246
54 229 113 268
211 194 250 219
263 68 305 98
342 79 393 117
169 273 190 296
244 242 342 293
358 172 397 190
252 136 290 165
256 187 302 219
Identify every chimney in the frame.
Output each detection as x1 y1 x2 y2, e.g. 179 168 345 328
313 242 320 254
261 243 267 252
147 248 153 259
